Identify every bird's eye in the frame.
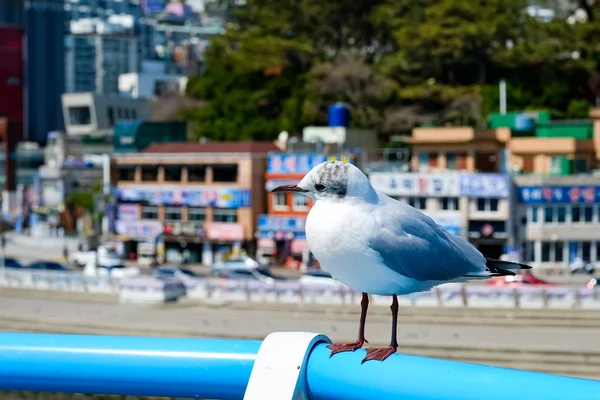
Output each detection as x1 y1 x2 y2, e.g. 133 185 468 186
315 184 326 192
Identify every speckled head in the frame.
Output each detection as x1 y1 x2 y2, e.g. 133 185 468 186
272 160 377 203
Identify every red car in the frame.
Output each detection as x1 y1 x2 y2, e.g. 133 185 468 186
486 273 555 287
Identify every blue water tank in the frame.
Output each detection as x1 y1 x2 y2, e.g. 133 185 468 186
328 103 350 127
514 114 535 131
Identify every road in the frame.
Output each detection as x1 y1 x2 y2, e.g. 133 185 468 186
1 295 598 352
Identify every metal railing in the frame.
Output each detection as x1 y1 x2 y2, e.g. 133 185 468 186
0 332 599 400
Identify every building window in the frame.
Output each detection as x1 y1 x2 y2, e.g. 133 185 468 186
544 207 554 223
541 242 551 262
541 241 564 262
555 241 564 262
273 192 288 210
163 166 182 182
107 107 115 126
212 164 238 182
293 193 309 210
187 166 207 182
584 205 594 222
446 152 457 170
529 206 539 223
439 197 459 211
141 166 158 181
408 197 427 210
68 106 91 125
550 156 563 174
476 198 499 212
557 206 567 223
418 153 429 170
164 207 182 222
141 206 158 220
524 241 535 263
117 165 135 181
213 208 238 223
188 207 206 222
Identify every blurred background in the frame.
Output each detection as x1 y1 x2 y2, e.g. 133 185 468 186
1 0 600 398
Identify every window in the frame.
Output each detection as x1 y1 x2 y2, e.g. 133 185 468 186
541 242 551 262
408 197 427 210
141 206 158 220
550 156 563 174
68 106 91 125
213 208 238 223
476 198 500 212
582 241 592 261
544 207 554 223
418 153 429 170
584 205 594 222
572 206 581 222
117 165 135 181
524 241 535 263
107 107 115 126
212 164 238 182
187 166 207 182
273 192 288 210
141 166 158 181
541 241 564 263
188 207 206 222
530 206 538 223
555 242 564 262
293 194 309 210
556 206 567 223
439 197 459 211
163 166 182 182
446 152 457 170
164 207 182 222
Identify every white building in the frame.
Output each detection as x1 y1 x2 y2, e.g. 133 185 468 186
118 61 188 99
62 92 149 137
65 17 139 94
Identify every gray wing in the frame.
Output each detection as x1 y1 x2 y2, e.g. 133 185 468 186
367 194 487 282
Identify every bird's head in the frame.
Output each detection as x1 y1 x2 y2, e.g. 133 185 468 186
271 160 377 203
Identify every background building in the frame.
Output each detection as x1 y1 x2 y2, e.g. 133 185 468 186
112 141 277 265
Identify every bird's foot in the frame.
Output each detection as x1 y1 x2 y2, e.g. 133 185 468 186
361 346 397 363
327 339 368 357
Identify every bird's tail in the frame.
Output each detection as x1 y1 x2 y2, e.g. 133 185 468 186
463 258 533 278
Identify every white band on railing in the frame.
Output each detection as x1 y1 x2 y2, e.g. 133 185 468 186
244 332 331 400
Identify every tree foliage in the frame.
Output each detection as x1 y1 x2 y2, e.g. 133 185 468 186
184 0 600 141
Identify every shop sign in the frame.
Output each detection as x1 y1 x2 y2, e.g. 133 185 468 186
258 215 306 232
518 185 600 204
163 222 204 237
117 185 252 208
205 223 245 242
267 153 354 174
115 220 163 238
369 172 461 197
459 173 509 198
117 203 139 221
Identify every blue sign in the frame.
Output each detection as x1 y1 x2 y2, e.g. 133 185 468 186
267 153 354 174
459 173 509 198
117 186 252 208
517 186 600 204
258 215 306 233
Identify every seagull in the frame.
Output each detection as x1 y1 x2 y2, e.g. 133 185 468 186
272 160 532 363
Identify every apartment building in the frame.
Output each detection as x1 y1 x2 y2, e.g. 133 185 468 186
112 141 278 265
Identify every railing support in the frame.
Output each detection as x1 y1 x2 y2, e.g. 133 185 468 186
244 332 330 400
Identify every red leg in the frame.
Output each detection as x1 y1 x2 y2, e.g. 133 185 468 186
327 292 369 356
362 294 399 363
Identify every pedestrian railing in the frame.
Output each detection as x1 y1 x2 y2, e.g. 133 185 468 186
2 268 600 309
0 332 599 400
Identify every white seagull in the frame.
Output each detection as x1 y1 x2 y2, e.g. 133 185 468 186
272 160 531 363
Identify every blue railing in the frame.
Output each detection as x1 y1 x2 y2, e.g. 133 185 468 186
1 332 600 400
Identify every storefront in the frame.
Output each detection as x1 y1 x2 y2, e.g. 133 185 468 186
256 215 310 265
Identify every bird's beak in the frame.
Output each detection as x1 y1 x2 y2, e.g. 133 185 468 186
271 184 308 193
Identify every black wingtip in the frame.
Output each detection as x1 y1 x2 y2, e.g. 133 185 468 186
485 258 533 276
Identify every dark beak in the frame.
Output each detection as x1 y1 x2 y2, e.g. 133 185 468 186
271 184 308 193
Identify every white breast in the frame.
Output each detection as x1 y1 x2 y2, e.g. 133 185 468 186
306 201 429 295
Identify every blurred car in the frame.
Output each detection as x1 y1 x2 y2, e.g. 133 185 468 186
298 269 340 287
28 261 70 272
153 267 200 280
83 262 140 278
210 256 266 272
486 274 555 287
211 267 282 283
69 246 122 267
1 257 23 269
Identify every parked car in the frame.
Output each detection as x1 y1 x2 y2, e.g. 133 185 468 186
210 256 266 272
1 257 23 269
211 267 282 283
298 269 341 287
28 261 70 272
83 262 140 278
486 273 555 287
69 246 122 267
153 267 201 280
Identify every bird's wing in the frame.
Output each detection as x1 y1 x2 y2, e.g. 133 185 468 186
366 194 487 282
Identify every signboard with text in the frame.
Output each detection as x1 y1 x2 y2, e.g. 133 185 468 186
518 185 600 204
115 220 164 238
369 172 461 197
205 223 245 242
258 215 307 233
459 173 509 197
267 153 354 175
163 222 204 238
117 185 252 208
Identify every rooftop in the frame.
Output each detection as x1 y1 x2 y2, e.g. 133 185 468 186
142 141 280 154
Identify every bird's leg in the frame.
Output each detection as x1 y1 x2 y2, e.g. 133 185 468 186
362 294 399 363
327 292 369 356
